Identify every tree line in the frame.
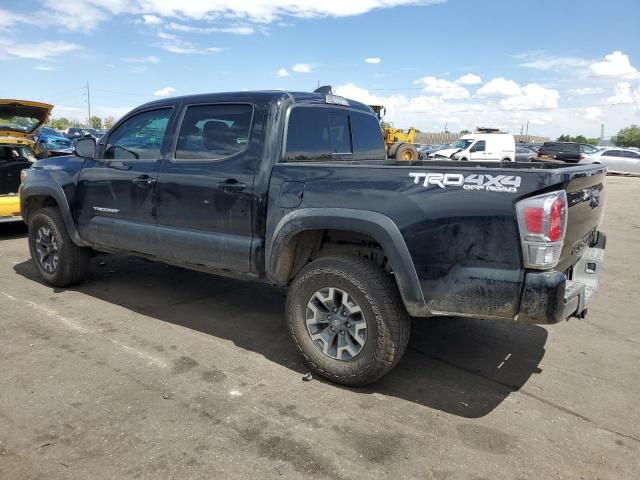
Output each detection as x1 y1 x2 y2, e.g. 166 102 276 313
47 115 116 131
557 125 640 148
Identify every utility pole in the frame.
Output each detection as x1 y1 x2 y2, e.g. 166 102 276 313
85 81 91 126
525 120 529 140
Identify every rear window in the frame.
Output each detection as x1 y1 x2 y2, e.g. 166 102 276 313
284 106 384 162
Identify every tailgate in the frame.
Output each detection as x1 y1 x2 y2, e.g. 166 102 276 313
558 169 606 272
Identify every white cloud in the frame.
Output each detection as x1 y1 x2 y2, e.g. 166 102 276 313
160 37 223 54
167 22 254 35
455 73 482 85
606 82 640 104
0 38 82 60
517 52 591 71
125 55 160 63
333 82 596 139
37 0 443 32
142 14 162 25
477 77 522 97
292 63 312 73
499 83 560 111
154 86 175 97
568 87 605 95
34 65 55 71
277 68 289 77
365 57 381 64
413 76 469 99
591 51 639 79
585 107 602 120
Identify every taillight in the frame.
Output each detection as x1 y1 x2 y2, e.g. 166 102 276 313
516 191 567 269
578 153 585 161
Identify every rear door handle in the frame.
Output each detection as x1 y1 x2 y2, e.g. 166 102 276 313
217 180 246 193
132 174 156 187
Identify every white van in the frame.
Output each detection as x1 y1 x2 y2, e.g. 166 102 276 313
430 134 515 162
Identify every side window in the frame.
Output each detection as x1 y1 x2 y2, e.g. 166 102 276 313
175 104 253 160
285 108 331 162
104 108 171 160
603 150 621 157
328 113 352 154
623 150 640 158
351 112 386 159
471 140 486 152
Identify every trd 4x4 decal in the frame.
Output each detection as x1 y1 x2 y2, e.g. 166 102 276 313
409 172 521 193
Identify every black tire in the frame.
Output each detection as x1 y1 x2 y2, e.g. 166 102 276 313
394 143 418 161
459 157 468 162
28 207 91 287
286 256 410 386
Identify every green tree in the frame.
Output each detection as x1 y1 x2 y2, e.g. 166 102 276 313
557 134 599 145
614 125 640 148
460 129 471 135
89 115 102 129
48 117 71 130
103 116 115 130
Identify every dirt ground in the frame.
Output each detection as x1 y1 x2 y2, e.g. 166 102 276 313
1 176 638 479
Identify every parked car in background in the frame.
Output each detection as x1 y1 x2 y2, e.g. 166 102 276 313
537 142 598 163
66 127 102 141
584 148 640 175
515 145 537 162
417 143 445 159
431 133 515 162
34 126 73 154
1 99 50 223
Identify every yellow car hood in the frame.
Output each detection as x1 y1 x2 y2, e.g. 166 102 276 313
0 99 53 138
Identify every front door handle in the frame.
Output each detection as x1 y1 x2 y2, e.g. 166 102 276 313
217 179 246 193
132 174 156 187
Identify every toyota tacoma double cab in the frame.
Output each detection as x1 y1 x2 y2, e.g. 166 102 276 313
20 90 607 386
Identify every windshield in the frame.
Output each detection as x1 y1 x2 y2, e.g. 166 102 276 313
0 104 49 134
452 139 474 150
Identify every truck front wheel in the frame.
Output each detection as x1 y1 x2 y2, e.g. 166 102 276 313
286 256 410 386
28 207 91 287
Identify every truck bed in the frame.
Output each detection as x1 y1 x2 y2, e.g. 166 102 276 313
268 160 606 320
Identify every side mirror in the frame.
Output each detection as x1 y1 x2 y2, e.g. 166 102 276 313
74 137 96 159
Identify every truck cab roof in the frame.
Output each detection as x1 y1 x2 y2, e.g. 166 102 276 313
135 91 374 114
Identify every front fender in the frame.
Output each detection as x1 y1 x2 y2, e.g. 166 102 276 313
20 182 89 247
266 208 428 317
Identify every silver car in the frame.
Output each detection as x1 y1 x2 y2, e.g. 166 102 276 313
584 148 640 175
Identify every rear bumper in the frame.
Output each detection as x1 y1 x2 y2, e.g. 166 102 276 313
517 233 606 324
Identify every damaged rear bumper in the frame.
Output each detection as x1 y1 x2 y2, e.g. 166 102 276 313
517 233 606 324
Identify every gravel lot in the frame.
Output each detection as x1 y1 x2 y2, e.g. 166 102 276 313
1 176 639 479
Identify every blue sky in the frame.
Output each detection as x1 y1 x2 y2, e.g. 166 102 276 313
1 0 639 137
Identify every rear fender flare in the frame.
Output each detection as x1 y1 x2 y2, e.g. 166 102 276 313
267 208 428 316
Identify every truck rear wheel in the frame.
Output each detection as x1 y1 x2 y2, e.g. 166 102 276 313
394 143 418 161
286 256 410 386
28 207 91 287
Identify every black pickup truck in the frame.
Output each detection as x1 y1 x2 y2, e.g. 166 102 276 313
20 90 607 386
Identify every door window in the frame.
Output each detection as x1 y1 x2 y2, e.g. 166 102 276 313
175 104 253 160
622 150 640 158
471 141 486 152
104 109 171 160
603 150 622 157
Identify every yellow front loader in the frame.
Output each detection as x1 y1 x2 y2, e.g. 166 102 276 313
369 105 419 161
